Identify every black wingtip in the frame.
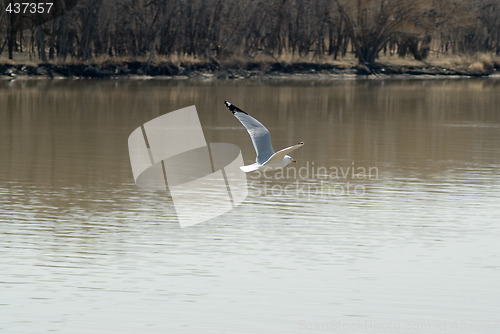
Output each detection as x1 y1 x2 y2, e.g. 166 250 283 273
224 101 248 115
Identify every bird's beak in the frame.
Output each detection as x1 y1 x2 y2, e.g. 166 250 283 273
292 159 296 163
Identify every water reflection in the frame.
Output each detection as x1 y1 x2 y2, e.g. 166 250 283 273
1 78 499 333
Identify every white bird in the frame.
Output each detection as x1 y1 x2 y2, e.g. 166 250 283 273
225 101 304 173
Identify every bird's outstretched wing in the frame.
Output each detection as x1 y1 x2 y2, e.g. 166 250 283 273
263 142 304 165
225 101 274 164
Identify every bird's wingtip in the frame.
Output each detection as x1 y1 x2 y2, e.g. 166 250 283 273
224 101 248 115
224 101 235 113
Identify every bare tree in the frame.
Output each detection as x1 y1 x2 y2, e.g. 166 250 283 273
335 0 473 65
0 0 497 63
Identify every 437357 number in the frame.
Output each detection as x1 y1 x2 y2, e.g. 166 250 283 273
5 2 53 14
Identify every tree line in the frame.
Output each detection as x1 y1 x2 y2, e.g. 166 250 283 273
1 0 499 66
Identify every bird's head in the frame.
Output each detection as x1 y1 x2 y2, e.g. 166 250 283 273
284 155 296 165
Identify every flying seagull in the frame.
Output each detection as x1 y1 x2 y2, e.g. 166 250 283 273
225 101 304 173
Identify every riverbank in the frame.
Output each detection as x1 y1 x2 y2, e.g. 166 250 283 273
1 53 499 79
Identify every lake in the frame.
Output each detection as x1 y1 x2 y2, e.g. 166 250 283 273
1 78 499 333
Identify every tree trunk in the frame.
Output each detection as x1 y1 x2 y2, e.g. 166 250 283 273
8 23 14 59
37 25 48 62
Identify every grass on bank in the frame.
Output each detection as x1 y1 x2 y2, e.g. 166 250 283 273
1 50 499 73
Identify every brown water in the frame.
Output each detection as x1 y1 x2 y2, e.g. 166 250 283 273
1 78 499 333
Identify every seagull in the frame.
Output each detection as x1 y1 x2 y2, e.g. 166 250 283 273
225 101 304 173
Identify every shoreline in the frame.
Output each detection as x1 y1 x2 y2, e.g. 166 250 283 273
1 60 498 80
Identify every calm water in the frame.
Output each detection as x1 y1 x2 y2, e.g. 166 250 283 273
1 78 499 334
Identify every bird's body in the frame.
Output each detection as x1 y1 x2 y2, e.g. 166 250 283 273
224 101 304 173
239 160 291 173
